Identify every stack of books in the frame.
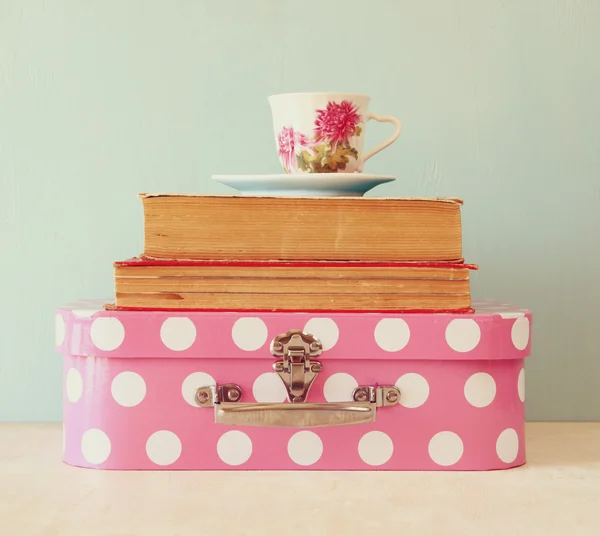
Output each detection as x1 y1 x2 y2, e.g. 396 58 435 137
109 194 476 313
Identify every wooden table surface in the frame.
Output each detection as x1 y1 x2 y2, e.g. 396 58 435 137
1 422 599 535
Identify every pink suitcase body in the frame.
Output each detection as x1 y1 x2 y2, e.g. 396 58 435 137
55 299 532 471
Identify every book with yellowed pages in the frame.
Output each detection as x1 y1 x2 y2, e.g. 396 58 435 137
138 194 464 262
110 258 477 313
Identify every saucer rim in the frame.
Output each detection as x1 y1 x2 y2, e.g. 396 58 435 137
211 173 395 181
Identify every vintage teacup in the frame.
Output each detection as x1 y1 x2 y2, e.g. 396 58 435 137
268 92 402 174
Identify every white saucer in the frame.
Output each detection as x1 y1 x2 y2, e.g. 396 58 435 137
211 173 395 197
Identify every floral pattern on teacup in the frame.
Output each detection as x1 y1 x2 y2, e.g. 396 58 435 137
277 99 363 173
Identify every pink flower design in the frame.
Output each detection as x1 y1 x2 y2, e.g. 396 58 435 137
277 126 312 173
314 100 362 146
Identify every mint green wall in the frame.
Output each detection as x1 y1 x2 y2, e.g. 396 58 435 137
1 1 598 421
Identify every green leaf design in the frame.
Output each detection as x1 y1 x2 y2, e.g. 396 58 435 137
355 125 362 137
311 144 328 173
314 144 327 161
296 152 308 172
321 145 359 171
297 143 362 173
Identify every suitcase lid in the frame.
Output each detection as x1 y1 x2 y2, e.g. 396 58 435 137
55 299 532 361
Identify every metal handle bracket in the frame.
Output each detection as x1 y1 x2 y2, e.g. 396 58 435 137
195 384 400 428
194 329 401 429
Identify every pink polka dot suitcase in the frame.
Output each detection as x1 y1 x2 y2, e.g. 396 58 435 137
55 299 532 471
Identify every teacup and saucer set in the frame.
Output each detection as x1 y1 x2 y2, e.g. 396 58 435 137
212 92 401 197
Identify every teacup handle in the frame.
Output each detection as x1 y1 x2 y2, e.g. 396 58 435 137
358 112 402 171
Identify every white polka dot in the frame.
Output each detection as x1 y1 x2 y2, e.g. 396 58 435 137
253 372 288 403
287 431 323 466
445 319 481 352
217 430 252 466
395 373 429 408
160 317 196 351
66 368 83 403
90 317 125 351
496 428 519 463
499 311 525 319
55 314 65 346
323 373 358 402
511 316 530 350
146 430 182 466
428 431 464 466
464 372 496 408
358 431 394 466
374 318 411 351
518 368 525 402
72 307 102 318
182 372 215 406
232 318 268 351
303 318 339 350
111 371 146 407
81 429 111 465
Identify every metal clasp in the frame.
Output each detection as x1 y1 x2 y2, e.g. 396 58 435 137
270 329 323 403
194 328 403 428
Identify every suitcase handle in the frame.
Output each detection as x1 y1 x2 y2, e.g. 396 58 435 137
193 330 400 428
195 384 400 428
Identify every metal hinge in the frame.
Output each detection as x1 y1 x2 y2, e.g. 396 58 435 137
352 385 400 406
270 329 323 403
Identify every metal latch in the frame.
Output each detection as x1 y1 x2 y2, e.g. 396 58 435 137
270 329 323 403
194 329 402 429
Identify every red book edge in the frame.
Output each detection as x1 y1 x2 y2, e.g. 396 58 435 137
114 256 478 270
104 303 475 314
